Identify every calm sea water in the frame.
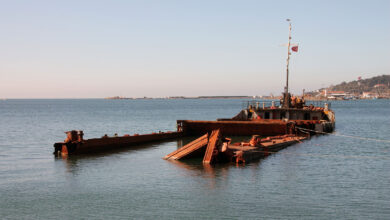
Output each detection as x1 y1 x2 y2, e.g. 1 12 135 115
0 99 389 219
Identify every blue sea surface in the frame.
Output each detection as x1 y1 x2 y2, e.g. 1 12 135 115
0 99 389 219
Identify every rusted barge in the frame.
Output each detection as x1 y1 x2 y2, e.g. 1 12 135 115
54 110 330 157
164 98 334 164
53 20 335 163
163 20 335 164
54 130 182 156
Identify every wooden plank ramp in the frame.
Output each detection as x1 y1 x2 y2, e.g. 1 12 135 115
164 133 208 160
203 129 220 164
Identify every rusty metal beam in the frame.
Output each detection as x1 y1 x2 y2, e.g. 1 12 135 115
164 133 208 160
203 129 220 164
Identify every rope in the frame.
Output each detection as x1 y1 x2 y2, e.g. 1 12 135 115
254 150 390 160
296 127 390 143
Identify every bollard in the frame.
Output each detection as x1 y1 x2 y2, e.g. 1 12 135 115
77 130 84 142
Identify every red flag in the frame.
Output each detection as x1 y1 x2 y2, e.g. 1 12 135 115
291 45 298 52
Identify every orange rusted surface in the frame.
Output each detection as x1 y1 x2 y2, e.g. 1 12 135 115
61 145 68 155
235 151 245 164
54 131 183 155
203 129 220 164
177 120 320 136
164 130 308 165
228 135 307 164
164 133 208 160
177 120 288 136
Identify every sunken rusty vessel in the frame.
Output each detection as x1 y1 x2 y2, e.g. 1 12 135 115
168 95 335 164
54 19 335 163
166 19 335 164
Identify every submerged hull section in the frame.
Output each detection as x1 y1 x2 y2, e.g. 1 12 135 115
54 131 183 155
165 130 308 165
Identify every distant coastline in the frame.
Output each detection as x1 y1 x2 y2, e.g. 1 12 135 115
104 95 294 100
104 96 270 100
105 93 389 101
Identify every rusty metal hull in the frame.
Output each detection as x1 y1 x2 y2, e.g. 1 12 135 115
177 120 322 136
54 131 183 155
177 120 288 136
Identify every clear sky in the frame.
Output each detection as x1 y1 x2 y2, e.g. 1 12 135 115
1 0 389 98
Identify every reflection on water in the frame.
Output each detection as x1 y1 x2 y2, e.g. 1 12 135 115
55 139 187 175
56 135 251 183
167 136 265 190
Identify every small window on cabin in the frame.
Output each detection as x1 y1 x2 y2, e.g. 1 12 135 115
264 112 270 119
304 113 310 120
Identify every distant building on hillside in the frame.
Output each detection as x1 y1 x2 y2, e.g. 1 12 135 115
325 91 347 99
374 84 386 88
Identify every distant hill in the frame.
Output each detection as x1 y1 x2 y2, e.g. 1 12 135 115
328 75 389 94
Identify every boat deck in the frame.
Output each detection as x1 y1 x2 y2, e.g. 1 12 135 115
230 136 307 163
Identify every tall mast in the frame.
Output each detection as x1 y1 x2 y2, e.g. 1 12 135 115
285 19 292 96
283 19 292 108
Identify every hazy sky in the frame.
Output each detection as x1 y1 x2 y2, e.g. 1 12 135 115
1 0 389 98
